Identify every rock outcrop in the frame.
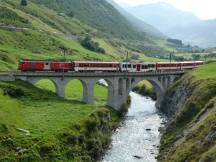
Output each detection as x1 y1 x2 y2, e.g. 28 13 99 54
158 71 216 162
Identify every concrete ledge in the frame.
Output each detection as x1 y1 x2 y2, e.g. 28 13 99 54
11 71 185 78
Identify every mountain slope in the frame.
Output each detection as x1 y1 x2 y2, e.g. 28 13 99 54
106 0 164 38
125 2 216 48
167 19 216 48
0 0 126 70
31 0 149 41
159 63 216 161
0 0 173 71
126 2 200 33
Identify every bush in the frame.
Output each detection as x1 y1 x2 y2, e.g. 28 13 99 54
85 118 98 133
0 6 29 27
118 96 131 117
68 11 74 17
133 84 157 100
0 124 8 133
86 139 103 159
39 143 59 159
81 35 105 54
4 86 25 98
20 0 28 6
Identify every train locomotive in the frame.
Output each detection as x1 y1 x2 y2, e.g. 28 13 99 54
18 60 204 72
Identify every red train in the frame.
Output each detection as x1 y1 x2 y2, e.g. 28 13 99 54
18 60 204 72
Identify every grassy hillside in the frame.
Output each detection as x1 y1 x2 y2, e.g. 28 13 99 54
159 62 216 162
0 80 122 161
132 80 157 100
0 0 122 70
30 0 173 55
0 0 170 71
31 0 149 41
106 0 164 38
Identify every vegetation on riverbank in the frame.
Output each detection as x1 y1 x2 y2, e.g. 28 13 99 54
158 62 216 162
132 80 157 100
0 80 125 161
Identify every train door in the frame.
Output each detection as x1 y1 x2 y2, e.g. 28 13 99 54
137 64 141 72
44 62 50 70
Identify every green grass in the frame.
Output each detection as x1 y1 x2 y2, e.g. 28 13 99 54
35 79 108 106
159 63 216 162
134 80 154 91
140 54 169 62
132 80 157 100
0 80 120 161
191 62 216 79
0 0 177 71
0 80 106 138
0 0 123 71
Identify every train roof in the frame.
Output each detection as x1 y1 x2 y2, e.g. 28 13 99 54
20 59 71 62
156 61 204 64
179 61 204 63
73 61 120 64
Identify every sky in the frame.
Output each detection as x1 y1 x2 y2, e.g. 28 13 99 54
114 0 216 20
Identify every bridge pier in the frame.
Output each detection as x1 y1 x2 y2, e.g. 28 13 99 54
107 77 120 109
9 71 184 111
82 79 94 104
54 78 68 98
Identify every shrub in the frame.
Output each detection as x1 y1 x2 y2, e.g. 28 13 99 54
39 143 59 159
80 35 105 54
118 103 129 117
86 139 103 159
85 118 98 133
20 0 28 6
0 123 8 133
0 6 29 27
3 86 25 98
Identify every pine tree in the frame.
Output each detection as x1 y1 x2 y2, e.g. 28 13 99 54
20 0 27 6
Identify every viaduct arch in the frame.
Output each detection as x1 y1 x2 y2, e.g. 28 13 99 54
4 71 184 110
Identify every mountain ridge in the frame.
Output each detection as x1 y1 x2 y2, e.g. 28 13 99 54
106 0 165 38
126 2 200 32
123 2 216 48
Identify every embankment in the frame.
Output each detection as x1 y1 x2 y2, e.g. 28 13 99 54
0 80 129 162
158 63 216 162
132 80 157 100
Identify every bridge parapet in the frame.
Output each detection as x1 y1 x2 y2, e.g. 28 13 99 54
0 71 185 110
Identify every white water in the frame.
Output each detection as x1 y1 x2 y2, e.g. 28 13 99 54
101 92 166 162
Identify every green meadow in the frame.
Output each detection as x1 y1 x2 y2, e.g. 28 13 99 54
0 79 121 161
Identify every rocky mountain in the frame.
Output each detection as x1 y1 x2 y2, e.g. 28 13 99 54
159 63 216 161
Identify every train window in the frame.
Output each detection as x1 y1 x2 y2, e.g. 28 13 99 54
142 65 145 69
46 63 49 65
133 65 136 68
128 64 131 68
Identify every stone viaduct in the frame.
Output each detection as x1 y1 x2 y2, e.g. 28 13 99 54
0 71 184 110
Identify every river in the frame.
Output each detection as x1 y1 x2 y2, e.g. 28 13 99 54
101 92 166 162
